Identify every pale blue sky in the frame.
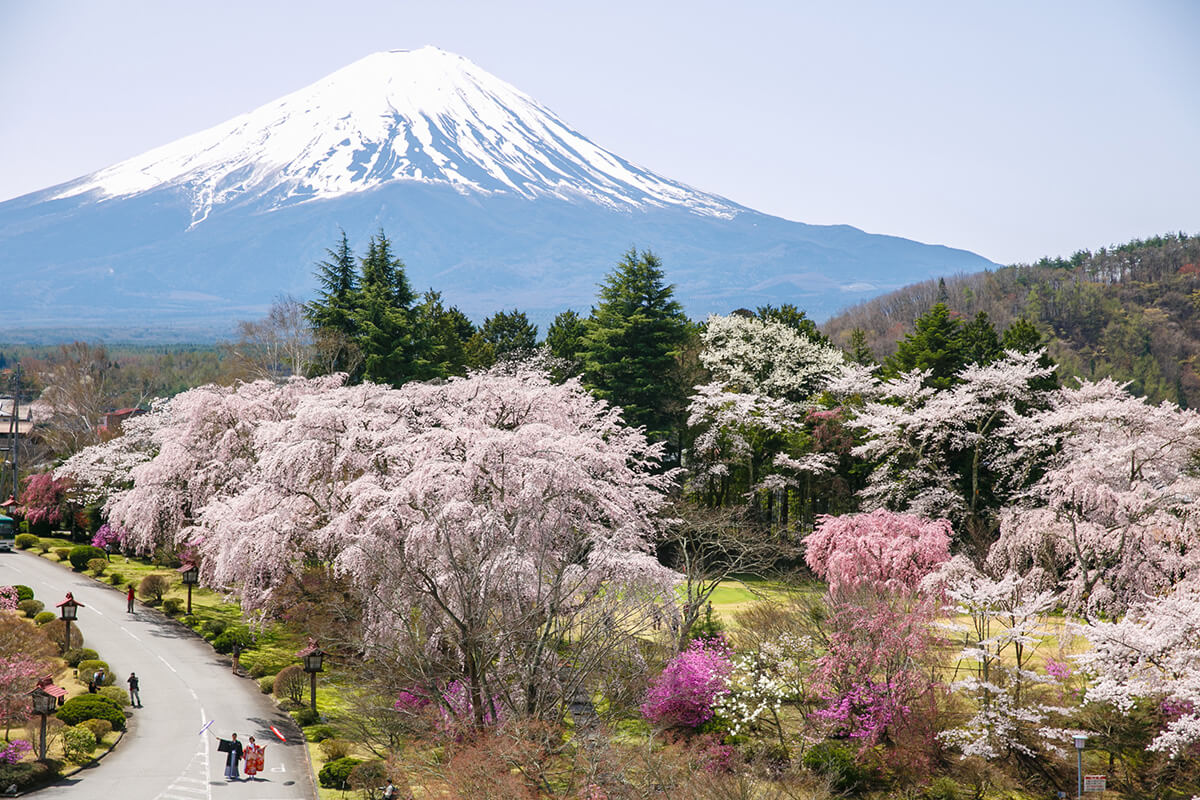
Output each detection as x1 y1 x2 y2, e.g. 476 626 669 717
1 0 1196 265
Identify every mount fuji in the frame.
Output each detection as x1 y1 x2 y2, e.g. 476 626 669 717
0 47 996 338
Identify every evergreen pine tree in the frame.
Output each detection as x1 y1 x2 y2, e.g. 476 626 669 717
480 310 538 360
755 303 830 346
848 327 875 367
884 302 964 389
960 311 1002 366
354 230 419 386
545 310 587 381
1002 317 1059 394
304 230 361 375
410 291 475 380
581 249 689 442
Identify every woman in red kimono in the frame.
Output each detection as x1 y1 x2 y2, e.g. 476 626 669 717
242 736 265 779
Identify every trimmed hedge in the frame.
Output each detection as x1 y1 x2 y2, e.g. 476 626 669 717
13 584 33 601
64 648 99 667
14 533 39 549
162 598 184 616
34 611 56 625
17 598 44 617
68 545 106 571
211 627 251 654
56 695 125 731
54 548 71 561
318 757 363 789
63 725 97 764
99 686 129 708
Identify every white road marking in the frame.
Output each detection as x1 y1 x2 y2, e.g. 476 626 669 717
122 627 141 641
157 654 179 673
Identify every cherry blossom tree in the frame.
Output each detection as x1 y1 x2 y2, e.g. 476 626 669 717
1078 579 1200 757
67 366 679 728
923 557 1071 764
988 378 1200 614
850 350 1055 550
804 509 952 596
698 313 844 402
803 510 951 749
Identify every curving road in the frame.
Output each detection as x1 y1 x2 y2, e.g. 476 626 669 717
2 550 316 800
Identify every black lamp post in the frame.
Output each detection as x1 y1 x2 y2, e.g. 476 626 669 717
30 686 56 760
298 639 325 714
178 563 199 615
56 592 83 650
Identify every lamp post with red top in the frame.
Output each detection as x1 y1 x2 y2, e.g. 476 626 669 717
30 685 56 760
56 592 83 650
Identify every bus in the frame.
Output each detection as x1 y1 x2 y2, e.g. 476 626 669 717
0 515 14 552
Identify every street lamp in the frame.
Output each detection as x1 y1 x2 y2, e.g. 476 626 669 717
178 563 199 615
56 592 83 651
1073 733 1088 798
30 686 56 761
298 638 325 714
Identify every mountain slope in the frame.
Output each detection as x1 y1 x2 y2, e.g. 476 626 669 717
0 47 996 336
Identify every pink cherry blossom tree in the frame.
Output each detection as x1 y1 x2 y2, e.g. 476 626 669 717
67 366 679 729
804 509 952 596
988 378 1200 615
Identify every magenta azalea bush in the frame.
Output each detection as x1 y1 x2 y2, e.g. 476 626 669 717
814 679 911 743
0 739 32 765
641 637 732 728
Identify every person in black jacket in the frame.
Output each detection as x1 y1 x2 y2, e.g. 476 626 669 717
214 732 243 780
126 672 141 707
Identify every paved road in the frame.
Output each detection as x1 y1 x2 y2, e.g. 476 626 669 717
2 550 316 800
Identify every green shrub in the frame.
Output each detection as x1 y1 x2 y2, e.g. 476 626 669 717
923 777 963 800
305 724 339 742
87 558 108 576
162 598 185 616
348 760 389 792
77 659 113 686
68 545 106 571
293 707 320 727
78 718 113 740
56 695 125 730
63 725 97 764
14 533 39 549
54 548 71 561
37 540 52 554
319 738 353 760
274 665 307 704
108 572 124 586
259 676 276 694
64 648 99 667
151 546 182 568
138 574 170 604
201 619 227 638
34 611 56 625
318 757 363 789
0 759 61 792
99 686 129 707
18 598 44 617
800 741 868 793
249 661 270 678
13 584 33 601
211 627 251 654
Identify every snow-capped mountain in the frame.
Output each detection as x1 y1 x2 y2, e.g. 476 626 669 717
54 48 735 224
0 47 996 338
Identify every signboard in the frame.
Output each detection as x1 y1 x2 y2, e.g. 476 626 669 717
1083 775 1106 792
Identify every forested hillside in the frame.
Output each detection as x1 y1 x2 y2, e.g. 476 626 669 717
823 232 1200 404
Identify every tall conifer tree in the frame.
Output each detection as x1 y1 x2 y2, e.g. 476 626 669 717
581 249 689 442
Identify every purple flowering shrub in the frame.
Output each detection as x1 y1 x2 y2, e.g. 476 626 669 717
0 739 32 765
641 637 732 728
91 523 124 551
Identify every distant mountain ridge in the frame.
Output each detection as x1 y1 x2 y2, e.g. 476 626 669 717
0 47 997 338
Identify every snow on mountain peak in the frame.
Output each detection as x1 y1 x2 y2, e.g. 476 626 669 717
54 47 737 223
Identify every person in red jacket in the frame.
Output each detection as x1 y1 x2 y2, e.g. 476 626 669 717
126 585 135 613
